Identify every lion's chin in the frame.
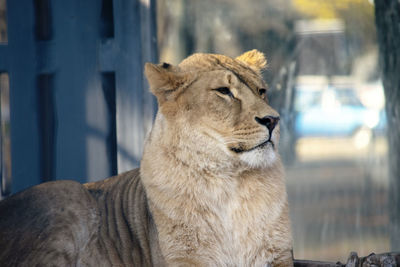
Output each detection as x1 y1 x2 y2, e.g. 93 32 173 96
239 145 277 168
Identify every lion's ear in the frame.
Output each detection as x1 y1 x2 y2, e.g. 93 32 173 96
236 50 267 72
144 62 187 104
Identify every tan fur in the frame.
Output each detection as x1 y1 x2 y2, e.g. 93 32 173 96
0 50 292 267
142 51 293 266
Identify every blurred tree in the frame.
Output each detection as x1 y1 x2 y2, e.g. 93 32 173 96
293 0 372 19
293 0 376 65
375 0 400 251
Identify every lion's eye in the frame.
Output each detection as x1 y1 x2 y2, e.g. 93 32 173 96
215 87 233 97
258 88 268 102
258 88 267 96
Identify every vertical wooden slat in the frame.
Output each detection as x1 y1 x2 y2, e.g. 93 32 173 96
100 0 117 177
7 0 41 192
140 0 158 138
112 0 158 173
51 0 112 182
113 0 145 172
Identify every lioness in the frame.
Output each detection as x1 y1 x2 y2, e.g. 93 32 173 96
0 50 293 266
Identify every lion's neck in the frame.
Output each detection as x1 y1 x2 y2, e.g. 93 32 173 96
143 118 229 214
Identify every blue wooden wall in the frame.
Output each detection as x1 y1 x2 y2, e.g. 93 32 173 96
0 0 158 197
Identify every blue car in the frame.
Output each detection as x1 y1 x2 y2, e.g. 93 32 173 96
294 86 383 138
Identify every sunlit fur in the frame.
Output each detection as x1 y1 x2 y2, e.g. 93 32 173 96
142 50 293 266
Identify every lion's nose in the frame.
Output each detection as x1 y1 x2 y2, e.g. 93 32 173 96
255 116 280 132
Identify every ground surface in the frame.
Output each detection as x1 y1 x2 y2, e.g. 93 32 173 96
285 136 389 262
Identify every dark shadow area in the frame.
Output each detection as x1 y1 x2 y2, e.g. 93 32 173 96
37 73 56 182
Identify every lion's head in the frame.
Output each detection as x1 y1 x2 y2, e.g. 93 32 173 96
144 50 280 169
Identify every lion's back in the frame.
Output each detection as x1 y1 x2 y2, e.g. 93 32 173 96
0 180 101 266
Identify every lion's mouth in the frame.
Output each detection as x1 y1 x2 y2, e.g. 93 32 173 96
230 139 274 154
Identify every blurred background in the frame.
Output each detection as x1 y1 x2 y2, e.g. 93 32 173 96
157 0 388 261
0 0 398 263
